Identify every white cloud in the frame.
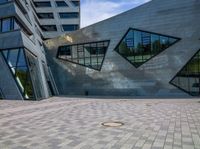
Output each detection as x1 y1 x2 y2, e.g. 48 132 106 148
81 0 151 28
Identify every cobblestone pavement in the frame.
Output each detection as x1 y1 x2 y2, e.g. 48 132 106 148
0 97 200 149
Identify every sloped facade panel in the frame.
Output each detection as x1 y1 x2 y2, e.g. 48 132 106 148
45 0 200 97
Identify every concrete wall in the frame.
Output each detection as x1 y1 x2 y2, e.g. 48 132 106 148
45 0 200 97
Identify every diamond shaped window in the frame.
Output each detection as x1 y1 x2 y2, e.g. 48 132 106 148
57 40 110 71
115 28 180 68
170 50 200 96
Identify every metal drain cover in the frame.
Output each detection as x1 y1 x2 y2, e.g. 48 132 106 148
102 122 124 127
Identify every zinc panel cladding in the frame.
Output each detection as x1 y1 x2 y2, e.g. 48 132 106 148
44 0 200 97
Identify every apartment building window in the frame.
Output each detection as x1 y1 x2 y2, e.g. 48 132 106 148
55 1 68 7
59 12 79 19
2 18 11 32
0 17 20 33
71 1 79 7
34 1 51 7
62 24 79 31
41 25 57 31
37 13 54 19
0 0 12 4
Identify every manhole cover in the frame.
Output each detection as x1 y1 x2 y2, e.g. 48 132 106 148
146 104 152 106
102 122 124 127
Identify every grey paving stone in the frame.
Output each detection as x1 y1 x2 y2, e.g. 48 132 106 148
0 98 199 149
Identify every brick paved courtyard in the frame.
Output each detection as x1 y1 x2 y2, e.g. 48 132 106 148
0 97 200 149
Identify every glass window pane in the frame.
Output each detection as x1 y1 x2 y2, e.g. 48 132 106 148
134 31 142 54
14 20 20 30
160 36 169 49
56 1 68 7
169 38 177 45
1 48 37 100
171 50 200 96
34 2 51 7
59 12 79 19
26 51 43 99
57 41 109 70
24 73 34 99
115 28 179 68
151 34 160 53
71 1 79 6
62 25 79 31
40 25 57 31
2 50 8 59
7 49 19 68
2 18 11 32
15 67 28 92
37 13 54 19
17 49 27 67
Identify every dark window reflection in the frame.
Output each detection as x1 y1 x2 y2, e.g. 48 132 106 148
1 48 44 100
116 28 180 67
2 18 11 32
26 51 43 99
2 48 34 99
0 17 21 33
62 24 79 31
171 50 200 96
57 40 110 70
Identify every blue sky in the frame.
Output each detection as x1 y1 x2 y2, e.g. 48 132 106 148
80 0 151 28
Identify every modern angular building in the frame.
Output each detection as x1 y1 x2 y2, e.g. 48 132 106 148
0 0 80 100
0 0 200 100
45 0 200 98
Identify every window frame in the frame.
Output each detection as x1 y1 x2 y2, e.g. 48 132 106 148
37 13 54 19
0 47 37 100
56 40 110 71
55 1 68 7
59 12 79 19
34 1 51 7
61 24 79 31
40 25 57 32
114 28 181 68
170 49 200 97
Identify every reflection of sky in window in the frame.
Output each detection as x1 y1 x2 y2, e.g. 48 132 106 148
17 49 27 67
8 50 18 67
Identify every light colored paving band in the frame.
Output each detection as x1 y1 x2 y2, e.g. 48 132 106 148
0 101 90 123
0 98 83 114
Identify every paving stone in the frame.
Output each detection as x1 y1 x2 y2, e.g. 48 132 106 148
0 98 199 149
